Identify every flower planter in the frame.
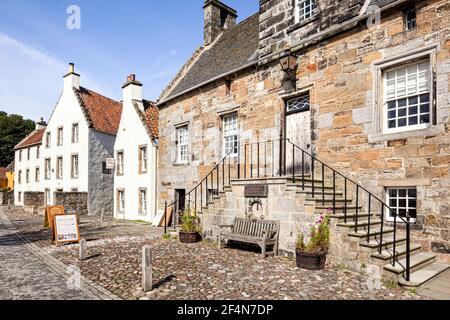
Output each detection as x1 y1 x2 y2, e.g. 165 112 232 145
295 250 327 270
179 231 201 244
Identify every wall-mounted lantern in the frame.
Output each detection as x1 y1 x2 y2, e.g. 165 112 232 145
279 50 298 88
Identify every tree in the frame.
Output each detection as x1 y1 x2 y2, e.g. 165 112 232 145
0 111 35 167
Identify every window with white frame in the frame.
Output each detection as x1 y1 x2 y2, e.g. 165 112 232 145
35 167 40 182
116 151 124 175
295 0 316 23
405 8 417 30
45 188 51 205
386 187 417 222
18 192 21 202
27 148 30 160
71 154 79 179
139 146 147 173
36 146 40 159
19 150 22 162
57 127 63 146
286 94 310 114
18 170 22 184
72 123 79 143
117 189 125 211
26 169 30 183
56 157 63 179
223 114 239 156
139 189 147 214
46 132 51 148
384 60 431 133
176 126 189 164
45 158 51 180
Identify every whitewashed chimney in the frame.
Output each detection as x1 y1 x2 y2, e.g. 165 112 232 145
35 117 47 130
122 74 143 111
63 63 80 90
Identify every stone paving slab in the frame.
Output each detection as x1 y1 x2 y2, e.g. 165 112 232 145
1 206 428 301
417 269 450 300
0 208 119 300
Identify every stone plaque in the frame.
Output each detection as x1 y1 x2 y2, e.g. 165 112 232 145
245 184 269 198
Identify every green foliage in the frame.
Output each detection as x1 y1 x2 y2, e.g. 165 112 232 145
180 208 202 233
0 111 35 167
296 213 330 254
162 234 171 240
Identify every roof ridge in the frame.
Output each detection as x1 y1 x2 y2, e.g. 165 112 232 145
79 86 121 105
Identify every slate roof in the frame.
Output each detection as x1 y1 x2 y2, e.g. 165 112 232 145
134 100 159 140
162 13 260 102
14 129 45 150
75 87 123 136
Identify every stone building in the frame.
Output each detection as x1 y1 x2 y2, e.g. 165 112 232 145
113 75 159 223
157 0 450 285
41 63 122 216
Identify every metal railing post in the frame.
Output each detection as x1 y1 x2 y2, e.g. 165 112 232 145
164 201 167 235
406 213 411 281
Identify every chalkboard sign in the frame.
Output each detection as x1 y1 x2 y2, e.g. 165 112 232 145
54 214 80 245
245 184 269 198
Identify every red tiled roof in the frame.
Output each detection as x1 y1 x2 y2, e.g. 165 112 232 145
142 100 159 139
75 87 123 136
15 129 45 150
0 167 7 180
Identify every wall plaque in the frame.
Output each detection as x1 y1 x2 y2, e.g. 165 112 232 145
245 184 269 198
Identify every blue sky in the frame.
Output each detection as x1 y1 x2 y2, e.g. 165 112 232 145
0 0 258 121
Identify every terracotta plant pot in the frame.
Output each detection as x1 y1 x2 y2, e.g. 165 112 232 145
295 250 327 270
179 231 201 244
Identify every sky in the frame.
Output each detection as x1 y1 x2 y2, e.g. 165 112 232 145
0 0 258 121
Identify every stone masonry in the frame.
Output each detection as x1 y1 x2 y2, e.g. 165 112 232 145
157 0 450 263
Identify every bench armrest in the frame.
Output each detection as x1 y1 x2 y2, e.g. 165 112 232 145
262 229 278 239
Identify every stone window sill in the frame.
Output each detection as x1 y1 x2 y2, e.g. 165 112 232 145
287 12 320 34
368 126 443 144
173 163 190 167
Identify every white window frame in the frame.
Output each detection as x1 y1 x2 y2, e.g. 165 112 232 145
139 146 148 173
72 123 79 143
36 146 40 159
56 157 63 179
18 170 22 184
46 132 51 148
45 188 51 205
117 189 125 212
71 154 79 179
139 188 147 214
18 150 22 162
176 126 189 164
116 151 124 176
294 0 316 23
385 187 417 223
45 158 51 180
35 167 40 182
382 59 432 134
27 148 30 160
57 127 63 146
222 113 239 157
26 169 30 184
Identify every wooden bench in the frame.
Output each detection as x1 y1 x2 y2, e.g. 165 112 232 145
218 218 280 257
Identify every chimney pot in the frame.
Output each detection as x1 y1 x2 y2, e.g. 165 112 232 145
69 63 75 73
128 74 136 82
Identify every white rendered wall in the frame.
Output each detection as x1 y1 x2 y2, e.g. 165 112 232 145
41 86 89 205
114 98 157 223
14 144 43 205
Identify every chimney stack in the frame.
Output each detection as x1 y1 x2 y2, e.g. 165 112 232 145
204 0 237 46
63 62 80 90
122 74 143 111
35 117 47 130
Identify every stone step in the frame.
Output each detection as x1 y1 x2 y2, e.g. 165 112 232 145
383 252 436 275
371 244 422 261
328 212 375 221
348 227 394 239
360 236 407 250
337 219 382 228
398 262 450 288
316 205 363 212
298 190 344 197
307 198 353 204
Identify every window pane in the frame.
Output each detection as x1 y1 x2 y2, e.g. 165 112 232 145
399 189 407 197
409 117 418 126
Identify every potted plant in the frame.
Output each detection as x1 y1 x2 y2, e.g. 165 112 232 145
296 213 330 270
179 208 202 244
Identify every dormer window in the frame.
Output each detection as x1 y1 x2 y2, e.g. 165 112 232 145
295 0 316 23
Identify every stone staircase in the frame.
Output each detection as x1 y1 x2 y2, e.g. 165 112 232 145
197 175 449 288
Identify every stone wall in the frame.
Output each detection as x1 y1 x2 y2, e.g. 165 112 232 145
54 192 88 215
0 191 14 205
87 130 115 216
23 192 44 206
201 178 316 255
158 0 450 260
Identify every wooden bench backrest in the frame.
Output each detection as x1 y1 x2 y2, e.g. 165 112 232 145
232 218 280 238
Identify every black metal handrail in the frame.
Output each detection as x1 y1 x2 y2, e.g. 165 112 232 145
164 138 412 281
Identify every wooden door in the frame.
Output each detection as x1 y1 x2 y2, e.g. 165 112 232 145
285 95 312 176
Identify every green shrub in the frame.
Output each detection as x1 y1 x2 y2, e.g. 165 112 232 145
180 208 202 233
